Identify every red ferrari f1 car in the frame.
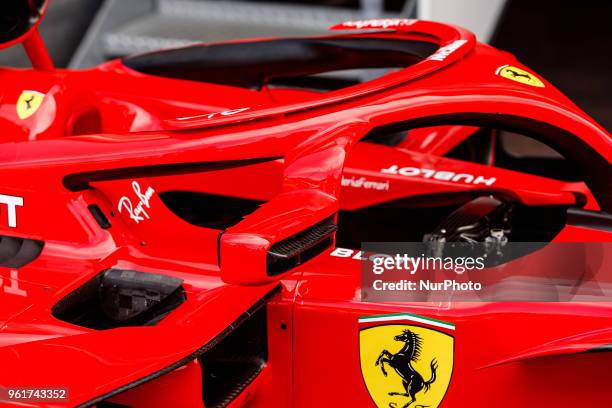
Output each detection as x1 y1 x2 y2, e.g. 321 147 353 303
0 1 611 407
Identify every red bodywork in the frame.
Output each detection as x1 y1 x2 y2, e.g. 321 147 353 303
0 17 610 408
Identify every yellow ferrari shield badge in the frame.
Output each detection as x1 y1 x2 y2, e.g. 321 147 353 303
496 64 544 88
359 313 454 408
16 90 45 120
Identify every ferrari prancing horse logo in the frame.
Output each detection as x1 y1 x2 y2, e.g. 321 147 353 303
359 314 454 408
496 64 545 88
16 90 45 119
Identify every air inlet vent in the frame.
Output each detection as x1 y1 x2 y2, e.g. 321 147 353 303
200 301 268 408
267 216 336 276
0 235 43 268
52 269 186 330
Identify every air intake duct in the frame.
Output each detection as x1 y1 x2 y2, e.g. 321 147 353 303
52 269 186 330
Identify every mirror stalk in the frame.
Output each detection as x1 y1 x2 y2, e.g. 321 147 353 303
23 30 53 71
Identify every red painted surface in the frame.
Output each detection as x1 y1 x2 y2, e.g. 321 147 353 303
0 15 609 408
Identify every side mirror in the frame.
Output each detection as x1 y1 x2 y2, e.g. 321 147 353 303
220 190 338 285
0 0 48 48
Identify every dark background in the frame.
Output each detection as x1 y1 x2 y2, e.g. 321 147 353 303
491 0 611 131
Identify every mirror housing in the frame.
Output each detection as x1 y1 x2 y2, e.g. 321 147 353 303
0 0 48 48
219 190 338 285
0 0 53 70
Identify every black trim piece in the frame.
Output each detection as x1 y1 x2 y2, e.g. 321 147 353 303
200 297 268 407
0 235 43 268
585 344 612 354
88 204 111 229
217 230 224 268
78 286 280 408
567 208 612 232
268 216 337 259
267 216 337 276
95 403 132 408
63 157 282 192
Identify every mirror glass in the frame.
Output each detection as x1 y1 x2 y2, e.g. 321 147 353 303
0 0 47 44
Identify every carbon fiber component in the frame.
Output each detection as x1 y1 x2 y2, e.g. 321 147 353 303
267 216 337 276
52 268 186 329
99 269 184 323
83 287 279 408
199 299 268 408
